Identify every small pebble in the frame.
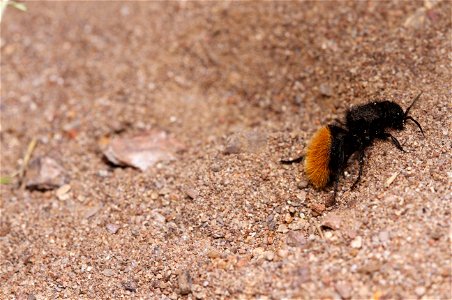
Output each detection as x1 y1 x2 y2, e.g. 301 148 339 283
223 136 242 154
150 210 166 224
358 259 381 274
211 163 221 172
84 205 102 219
0 221 11 237
159 281 167 289
252 247 265 258
122 280 137 292
404 8 426 29
102 269 115 277
310 203 326 216
324 231 333 239
212 231 225 239
297 190 307 202
430 228 443 240
277 248 288 258
56 184 71 201
178 271 192 295
106 223 120 234
286 231 307 247
207 249 220 259
351 236 363 249
264 251 275 261
321 213 342 230
297 180 308 189
184 186 199 200
415 286 426 297
16 294 36 300
288 219 307 231
266 235 274 244
284 213 293 224
378 231 389 244
26 156 67 191
236 257 250 268
97 170 109 177
276 224 289 233
335 282 352 299
319 83 333 97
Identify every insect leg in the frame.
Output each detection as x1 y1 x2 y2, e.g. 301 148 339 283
334 118 345 126
351 149 365 190
326 178 339 207
280 155 304 164
384 132 405 152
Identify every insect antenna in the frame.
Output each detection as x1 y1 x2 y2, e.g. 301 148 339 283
403 92 424 136
405 116 424 136
404 91 423 117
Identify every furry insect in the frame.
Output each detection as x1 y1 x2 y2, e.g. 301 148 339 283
283 92 424 206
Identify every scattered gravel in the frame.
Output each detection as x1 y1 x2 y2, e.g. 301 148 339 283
1 1 450 299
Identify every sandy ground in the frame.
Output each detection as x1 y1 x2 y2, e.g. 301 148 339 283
1 1 451 299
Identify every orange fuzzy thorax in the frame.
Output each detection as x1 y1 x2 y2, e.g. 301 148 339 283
304 126 332 188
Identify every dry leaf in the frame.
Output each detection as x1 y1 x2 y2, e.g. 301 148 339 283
104 130 185 171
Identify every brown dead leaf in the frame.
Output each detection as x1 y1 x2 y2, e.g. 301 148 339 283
103 130 185 171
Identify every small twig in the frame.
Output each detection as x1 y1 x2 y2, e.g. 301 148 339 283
0 0 27 23
384 171 399 188
0 0 10 22
315 223 325 239
17 137 37 186
8 1 26 11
